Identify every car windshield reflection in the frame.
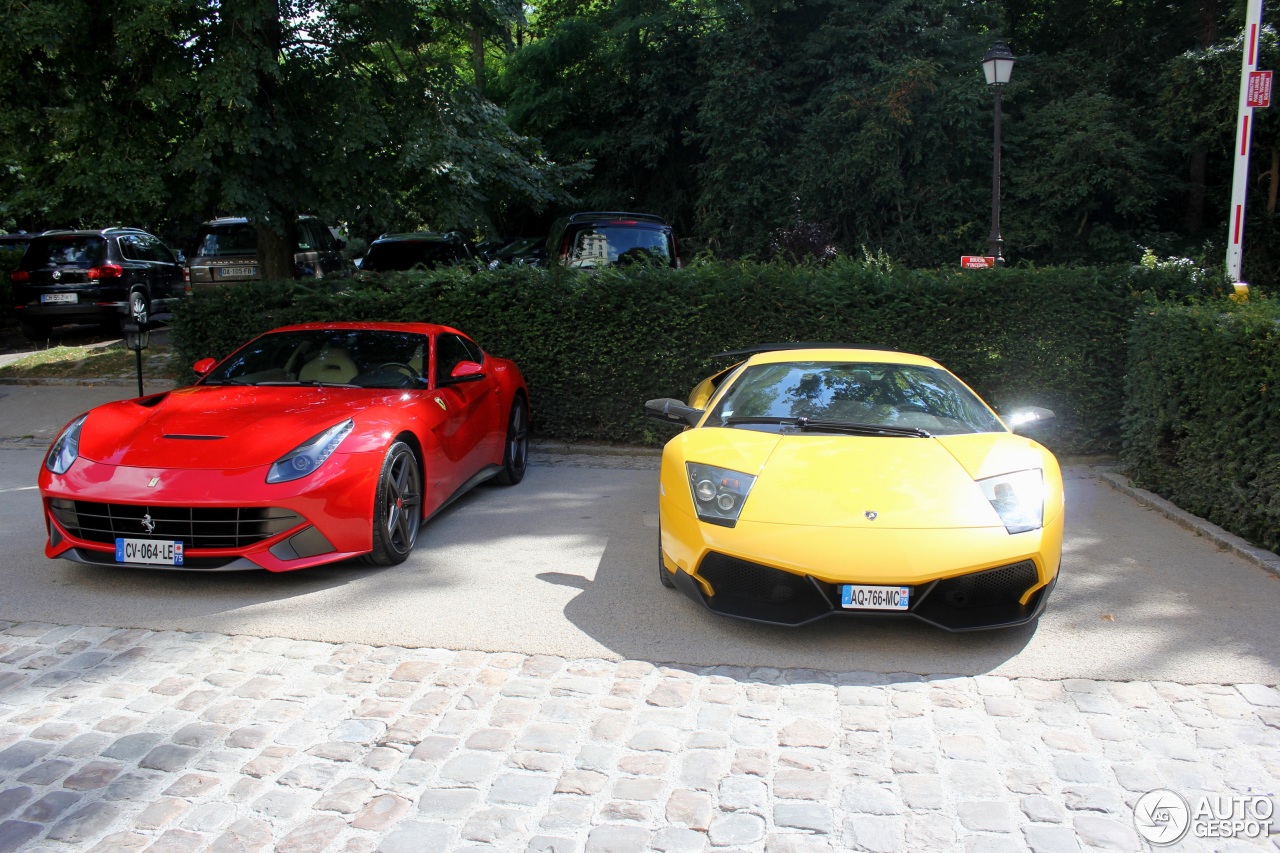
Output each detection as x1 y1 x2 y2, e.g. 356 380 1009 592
706 361 1004 436
202 329 430 390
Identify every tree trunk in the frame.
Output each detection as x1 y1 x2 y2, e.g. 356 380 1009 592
1183 0 1222 232
1269 147 1279 217
256 222 295 280
1184 151 1207 232
472 28 486 91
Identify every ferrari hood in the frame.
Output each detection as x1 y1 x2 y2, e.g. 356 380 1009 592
76 387 388 469
679 428 1048 529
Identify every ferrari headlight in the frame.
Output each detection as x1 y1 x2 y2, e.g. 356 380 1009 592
978 469 1044 534
46 413 88 475
686 462 756 527
266 419 354 484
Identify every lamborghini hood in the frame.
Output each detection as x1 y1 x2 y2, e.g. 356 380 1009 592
74 386 390 469
679 428 1050 530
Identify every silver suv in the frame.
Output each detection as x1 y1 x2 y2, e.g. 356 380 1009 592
187 216 352 287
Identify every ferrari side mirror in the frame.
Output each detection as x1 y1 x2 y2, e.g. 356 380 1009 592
645 398 704 427
193 357 217 376
441 360 485 385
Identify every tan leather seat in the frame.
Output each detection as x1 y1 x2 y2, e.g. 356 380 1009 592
298 346 358 383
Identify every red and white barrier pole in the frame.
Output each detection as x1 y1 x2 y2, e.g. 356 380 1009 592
1226 0 1266 296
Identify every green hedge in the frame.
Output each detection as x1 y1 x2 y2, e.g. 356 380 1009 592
1122 296 1280 553
170 261 1212 455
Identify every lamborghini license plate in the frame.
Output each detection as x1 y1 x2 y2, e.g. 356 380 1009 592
841 584 909 610
115 538 184 566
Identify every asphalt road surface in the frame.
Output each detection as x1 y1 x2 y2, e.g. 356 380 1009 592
2 447 1277 686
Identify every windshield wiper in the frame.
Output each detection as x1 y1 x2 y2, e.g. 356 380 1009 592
204 378 252 386
796 418 930 437
722 416 930 437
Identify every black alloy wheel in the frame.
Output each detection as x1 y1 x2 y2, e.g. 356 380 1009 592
363 441 423 566
493 396 529 485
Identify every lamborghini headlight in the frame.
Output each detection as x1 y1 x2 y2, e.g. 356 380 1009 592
266 419 354 484
46 413 88 475
686 462 757 527
978 469 1044 534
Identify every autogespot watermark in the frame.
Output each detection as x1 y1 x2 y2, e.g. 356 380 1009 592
1133 789 1274 845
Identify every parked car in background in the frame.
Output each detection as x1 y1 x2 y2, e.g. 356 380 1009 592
186 216 352 287
490 236 547 267
10 228 186 340
546 212 680 269
0 231 40 258
357 231 480 273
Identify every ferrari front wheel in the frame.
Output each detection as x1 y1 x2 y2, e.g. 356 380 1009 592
493 396 529 486
363 441 423 566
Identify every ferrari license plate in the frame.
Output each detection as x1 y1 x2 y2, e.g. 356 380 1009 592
841 584 910 610
115 538 184 566
217 266 256 278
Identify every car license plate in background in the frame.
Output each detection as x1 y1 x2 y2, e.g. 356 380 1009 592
115 538 184 566
218 266 257 278
841 584 910 610
40 293 77 304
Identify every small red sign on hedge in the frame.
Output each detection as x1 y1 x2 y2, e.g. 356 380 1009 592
961 256 996 269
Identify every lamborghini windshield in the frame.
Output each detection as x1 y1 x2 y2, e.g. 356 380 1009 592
705 361 1004 436
202 329 431 389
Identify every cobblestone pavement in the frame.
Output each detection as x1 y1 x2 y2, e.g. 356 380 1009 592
1 621 1279 853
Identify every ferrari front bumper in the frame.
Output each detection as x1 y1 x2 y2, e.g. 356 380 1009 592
39 453 380 572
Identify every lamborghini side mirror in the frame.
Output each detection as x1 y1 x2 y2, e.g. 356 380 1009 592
645 398 704 427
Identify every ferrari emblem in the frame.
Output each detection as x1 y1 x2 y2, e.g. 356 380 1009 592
141 514 156 534
864 511 878 521
435 397 447 410
148 477 160 488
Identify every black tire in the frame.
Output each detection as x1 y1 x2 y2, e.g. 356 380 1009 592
362 441 423 566
128 289 150 325
19 319 51 341
658 525 675 588
492 396 529 486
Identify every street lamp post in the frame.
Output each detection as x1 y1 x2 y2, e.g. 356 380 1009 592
982 41 1016 266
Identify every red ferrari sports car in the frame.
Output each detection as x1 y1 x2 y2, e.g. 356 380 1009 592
38 322 529 571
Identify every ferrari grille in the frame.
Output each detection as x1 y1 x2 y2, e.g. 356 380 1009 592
48 500 302 550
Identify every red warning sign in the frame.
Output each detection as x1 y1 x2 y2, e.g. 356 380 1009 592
1248 71 1272 108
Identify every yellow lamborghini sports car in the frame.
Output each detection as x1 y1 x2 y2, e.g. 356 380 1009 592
645 345 1063 631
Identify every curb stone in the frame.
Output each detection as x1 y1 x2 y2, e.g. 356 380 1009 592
1095 467 1280 580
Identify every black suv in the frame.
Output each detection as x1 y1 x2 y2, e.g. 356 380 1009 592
357 231 479 272
545 212 680 269
10 228 186 340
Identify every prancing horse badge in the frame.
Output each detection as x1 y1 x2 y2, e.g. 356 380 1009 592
864 511 878 520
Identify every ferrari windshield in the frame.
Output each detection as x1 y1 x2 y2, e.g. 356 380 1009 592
203 329 431 389
705 361 1004 436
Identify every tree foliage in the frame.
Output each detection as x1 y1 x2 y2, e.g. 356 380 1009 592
4 0 1280 283
0 0 578 264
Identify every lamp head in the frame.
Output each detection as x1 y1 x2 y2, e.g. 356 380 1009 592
983 40 1016 86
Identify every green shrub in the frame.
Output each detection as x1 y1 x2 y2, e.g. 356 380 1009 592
170 261 1212 455
1122 296 1280 552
